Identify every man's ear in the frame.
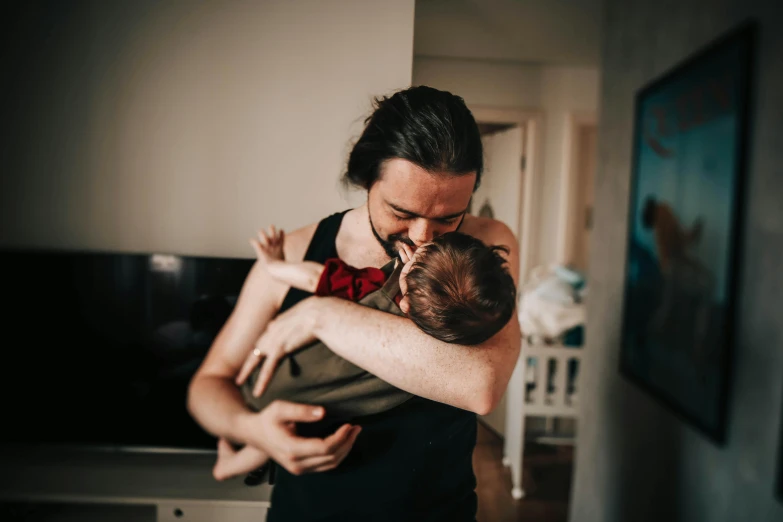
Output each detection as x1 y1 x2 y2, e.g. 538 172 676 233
399 296 410 314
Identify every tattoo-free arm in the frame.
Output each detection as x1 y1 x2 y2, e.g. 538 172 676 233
312 223 521 414
313 299 520 414
186 260 286 443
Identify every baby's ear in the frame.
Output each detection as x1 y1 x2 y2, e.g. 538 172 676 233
399 296 410 314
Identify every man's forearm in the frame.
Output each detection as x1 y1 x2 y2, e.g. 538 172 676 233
187 375 253 444
311 296 520 414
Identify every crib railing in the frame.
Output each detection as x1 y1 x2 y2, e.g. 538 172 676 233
502 337 581 499
522 343 581 415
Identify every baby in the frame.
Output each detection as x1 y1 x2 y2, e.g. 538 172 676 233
212 225 517 481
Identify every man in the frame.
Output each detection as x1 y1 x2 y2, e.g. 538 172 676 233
187 86 521 521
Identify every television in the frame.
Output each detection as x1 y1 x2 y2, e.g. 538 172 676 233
0 246 255 453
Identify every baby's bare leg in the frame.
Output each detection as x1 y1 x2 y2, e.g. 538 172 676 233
213 438 270 481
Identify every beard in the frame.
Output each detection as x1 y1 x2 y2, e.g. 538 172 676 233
368 211 415 259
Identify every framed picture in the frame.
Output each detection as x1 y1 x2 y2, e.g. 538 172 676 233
619 21 756 444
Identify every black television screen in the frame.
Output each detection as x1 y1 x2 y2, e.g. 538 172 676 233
0 247 254 452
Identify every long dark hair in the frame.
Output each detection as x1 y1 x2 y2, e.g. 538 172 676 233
343 86 484 191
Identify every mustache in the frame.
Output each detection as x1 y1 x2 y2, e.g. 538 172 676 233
388 234 415 248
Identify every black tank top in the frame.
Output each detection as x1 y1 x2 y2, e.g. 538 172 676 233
266 210 478 522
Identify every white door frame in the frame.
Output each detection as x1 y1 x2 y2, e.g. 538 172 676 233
470 107 544 492
556 111 598 265
470 106 544 285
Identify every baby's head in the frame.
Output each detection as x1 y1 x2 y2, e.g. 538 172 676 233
398 232 517 345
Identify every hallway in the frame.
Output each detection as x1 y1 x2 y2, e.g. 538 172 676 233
474 422 573 522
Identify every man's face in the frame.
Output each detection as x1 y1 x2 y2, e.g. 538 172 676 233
367 158 476 258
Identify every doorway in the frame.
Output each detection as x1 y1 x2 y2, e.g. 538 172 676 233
466 108 543 439
558 112 598 274
473 123 522 437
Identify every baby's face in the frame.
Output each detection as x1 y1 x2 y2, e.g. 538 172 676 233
397 242 430 314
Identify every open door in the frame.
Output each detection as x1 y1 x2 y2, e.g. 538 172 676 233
473 125 524 437
473 126 525 238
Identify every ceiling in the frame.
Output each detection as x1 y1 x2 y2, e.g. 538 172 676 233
414 0 603 66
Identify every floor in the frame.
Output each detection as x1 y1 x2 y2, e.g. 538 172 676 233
473 422 573 522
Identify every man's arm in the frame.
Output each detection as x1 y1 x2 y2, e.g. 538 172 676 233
187 224 360 476
313 297 520 414
298 221 520 414
186 258 289 442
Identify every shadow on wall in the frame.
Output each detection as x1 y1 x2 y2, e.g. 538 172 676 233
610 386 684 522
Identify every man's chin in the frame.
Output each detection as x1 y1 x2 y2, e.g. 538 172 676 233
389 240 417 258
382 244 400 259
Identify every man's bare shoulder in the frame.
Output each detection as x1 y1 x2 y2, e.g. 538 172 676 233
461 215 517 247
461 215 520 282
282 222 319 263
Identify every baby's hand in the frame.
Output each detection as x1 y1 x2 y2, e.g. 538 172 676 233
398 243 419 276
250 225 285 265
397 244 418 315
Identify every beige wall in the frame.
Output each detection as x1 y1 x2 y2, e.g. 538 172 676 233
0 0 415 258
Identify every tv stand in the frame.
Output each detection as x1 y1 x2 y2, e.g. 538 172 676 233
0 445 271 522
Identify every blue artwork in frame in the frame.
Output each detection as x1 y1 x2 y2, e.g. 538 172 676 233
619 21 756 445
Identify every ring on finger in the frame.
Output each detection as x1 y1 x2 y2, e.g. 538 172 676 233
253 347 263 357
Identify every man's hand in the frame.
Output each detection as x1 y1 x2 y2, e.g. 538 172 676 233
235 296 321 396
240 400 361 475
250 225 285 265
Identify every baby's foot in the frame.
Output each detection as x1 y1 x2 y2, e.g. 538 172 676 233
213 438 238 481
250 225 285 265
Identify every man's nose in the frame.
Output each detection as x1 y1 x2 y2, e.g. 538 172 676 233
408 219 439 246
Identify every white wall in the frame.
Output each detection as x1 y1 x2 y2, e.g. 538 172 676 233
413 0 602 66
413 58 600 270
571 1 783 520
0 0 415 258
538 67 601 264
413 58 542 108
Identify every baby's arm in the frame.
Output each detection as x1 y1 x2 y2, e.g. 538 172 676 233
250 226 325 293
213 437 270 481
264 259 325 293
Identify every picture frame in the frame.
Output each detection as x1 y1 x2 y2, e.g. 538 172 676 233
618 20 757 445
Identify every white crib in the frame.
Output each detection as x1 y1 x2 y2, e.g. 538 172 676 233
502 336 582 499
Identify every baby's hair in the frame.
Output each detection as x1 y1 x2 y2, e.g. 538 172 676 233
405 232 517 345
